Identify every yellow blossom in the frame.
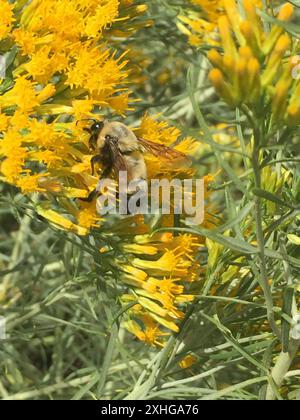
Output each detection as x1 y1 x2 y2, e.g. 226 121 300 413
0 0 14 40
123 244 159 256
0 111 9 132
16 173 47 194
124 317 168 347
132 250 191 277
207 1 298 125
76 201 102 229
71 100 95 121
179 354 198 369
36 205 88 236
0 77 39 112
148 277 184 296
137 114 182 146
108 93 132 115
84 0 119 38
12 28 38 56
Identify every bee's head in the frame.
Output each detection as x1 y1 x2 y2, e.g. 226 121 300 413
90 120 104 134
77 119 106 150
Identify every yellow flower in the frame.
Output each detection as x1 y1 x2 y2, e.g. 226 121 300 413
12 28 38 56
76 201 102 229
71 100 95 121
148 277 184 297
124 317 168 347
191 0 224 23
123 243 159 256
117 214 203 342
84 0 119 38
36 205 88 236
207 1 297 125
0 111 9 132
117 196 206 343
108 93 132 116
0 129 26 182
179 0 279 47
1 155 24 183
177 15 217 46
132 250 191 277
179 354 198 369
0 77 39 112
137 114 181 146
175 137 199 156
135 114 196 181
0 0 14 40
121 269 148 290
178 0 263 46
66 44 126 98
9 110 31 131
22 47 61 84
16 173 47 194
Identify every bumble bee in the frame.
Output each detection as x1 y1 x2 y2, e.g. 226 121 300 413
80 119 188 201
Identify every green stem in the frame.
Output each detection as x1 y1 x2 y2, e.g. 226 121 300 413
0 210 32 303
252 140 281 340
265 339 300 400
173 213 181 236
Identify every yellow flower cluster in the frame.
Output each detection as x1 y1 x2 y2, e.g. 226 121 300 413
208 1 300 126
178 0 263 46
120 218 213 346
121 232 199 346
100 115 213 346
177 0 223 47
0 2 210 345
0 0 15 40
191 0 224 23
261 166 292 215
0 0 147 233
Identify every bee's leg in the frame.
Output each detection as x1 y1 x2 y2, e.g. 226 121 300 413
80 163 113 202
91 155 103 176
88 133 97 151
78 155 103 202
100 165 112 179
80 188 98 203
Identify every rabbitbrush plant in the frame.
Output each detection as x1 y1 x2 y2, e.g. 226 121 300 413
0 0 299 401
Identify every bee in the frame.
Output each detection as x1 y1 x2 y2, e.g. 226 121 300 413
80 119 189 202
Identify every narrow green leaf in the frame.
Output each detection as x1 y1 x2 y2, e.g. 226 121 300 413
253 188 297 210
214 202 254 234
287 234 300 246
282 286 295 353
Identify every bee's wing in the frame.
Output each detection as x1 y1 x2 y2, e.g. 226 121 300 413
108 140 129 174
137 137 190 164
